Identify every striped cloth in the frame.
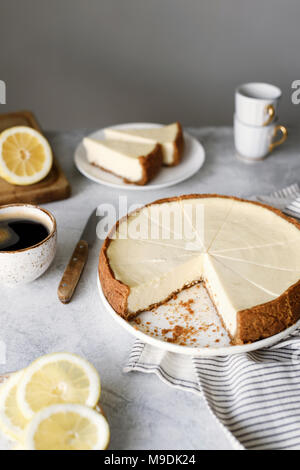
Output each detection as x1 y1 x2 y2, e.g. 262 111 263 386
124 184 300 450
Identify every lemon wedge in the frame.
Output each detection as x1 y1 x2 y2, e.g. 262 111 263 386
17 353 101 420
0 126 53 185
0 371 28 441
25 404 110 450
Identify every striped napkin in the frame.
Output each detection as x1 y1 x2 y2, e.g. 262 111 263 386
124 184 300 450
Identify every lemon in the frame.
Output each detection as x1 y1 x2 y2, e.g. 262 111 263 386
12 443 26 450
25 404 110 450
0 126 53 185
0 371 28 441
17 353 101 420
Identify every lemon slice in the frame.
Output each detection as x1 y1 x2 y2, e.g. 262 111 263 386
25 404 110 450
12 443 27 450
0 126 53 185
17 353 101 420
0 371 28 441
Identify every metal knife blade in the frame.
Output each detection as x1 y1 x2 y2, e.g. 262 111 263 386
80 208 99 246
58 208 100 304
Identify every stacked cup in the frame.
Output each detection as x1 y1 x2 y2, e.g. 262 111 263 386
234 82 287 162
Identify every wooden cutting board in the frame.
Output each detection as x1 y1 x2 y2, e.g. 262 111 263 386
0 111 71 205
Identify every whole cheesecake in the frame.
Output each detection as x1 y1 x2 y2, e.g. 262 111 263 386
99 194 300 344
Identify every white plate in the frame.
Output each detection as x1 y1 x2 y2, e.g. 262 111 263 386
98 277 300 357
74 123 205 191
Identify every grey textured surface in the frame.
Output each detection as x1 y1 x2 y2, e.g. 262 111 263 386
1 0 300 129
0 126 298 450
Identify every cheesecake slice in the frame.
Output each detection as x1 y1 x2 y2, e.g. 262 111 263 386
202 255 277 340
104 122 184 166
83 138 162 185
99 195 300 344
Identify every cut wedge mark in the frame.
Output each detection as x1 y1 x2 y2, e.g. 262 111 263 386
138 238 201 252
115 252 200 266
212 255 284 298
180 199 204 251
144 205 185 241
210 201 300 254
206 199 235 252
210 237 300 254
213 253 300 272
211 239 300 272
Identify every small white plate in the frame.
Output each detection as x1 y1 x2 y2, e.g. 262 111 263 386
98 277 300 357
74 123 205 191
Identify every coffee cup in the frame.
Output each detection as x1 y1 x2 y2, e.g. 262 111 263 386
0 204 57 286
235 82 281 127
234 114 287 161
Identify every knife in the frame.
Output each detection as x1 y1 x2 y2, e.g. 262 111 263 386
58 208 99 304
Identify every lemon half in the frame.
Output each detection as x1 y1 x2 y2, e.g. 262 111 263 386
0 126 53 185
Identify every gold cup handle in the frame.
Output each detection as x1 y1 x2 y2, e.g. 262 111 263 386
264 104 275 126
269 125 288 152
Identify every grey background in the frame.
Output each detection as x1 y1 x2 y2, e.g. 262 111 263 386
1 0 299 130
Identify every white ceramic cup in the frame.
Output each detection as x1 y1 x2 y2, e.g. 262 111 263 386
234 114 287 161
0 204 57 286
235 82 281 127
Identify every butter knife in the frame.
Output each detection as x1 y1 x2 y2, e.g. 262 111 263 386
58 208 99 304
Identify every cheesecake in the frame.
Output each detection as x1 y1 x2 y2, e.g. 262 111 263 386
99 195 300 344
83 138 163 185
104 122 184 166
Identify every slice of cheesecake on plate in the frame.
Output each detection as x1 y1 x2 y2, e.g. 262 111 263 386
83 138 163 185
104 122 184 166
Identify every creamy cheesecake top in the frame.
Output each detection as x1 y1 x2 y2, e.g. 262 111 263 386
104 123 180 144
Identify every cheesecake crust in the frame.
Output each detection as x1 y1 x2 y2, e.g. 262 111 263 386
135 144 163 185
236 280 300 344
164 121 184 167
98 194 300 345
92 143 163 186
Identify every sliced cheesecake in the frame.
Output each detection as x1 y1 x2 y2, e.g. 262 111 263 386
83 138 163 185
99 195 300 344
104 122 184 166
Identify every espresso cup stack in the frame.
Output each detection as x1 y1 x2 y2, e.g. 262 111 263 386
234 82 287 161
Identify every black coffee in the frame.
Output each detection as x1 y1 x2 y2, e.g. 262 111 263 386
0 218 49 252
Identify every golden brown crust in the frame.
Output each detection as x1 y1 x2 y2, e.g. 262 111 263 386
98 193 300 344
164 122 184 167
92 144 162 186
134 144 163 185
236 280 300 344
99 237 130 315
